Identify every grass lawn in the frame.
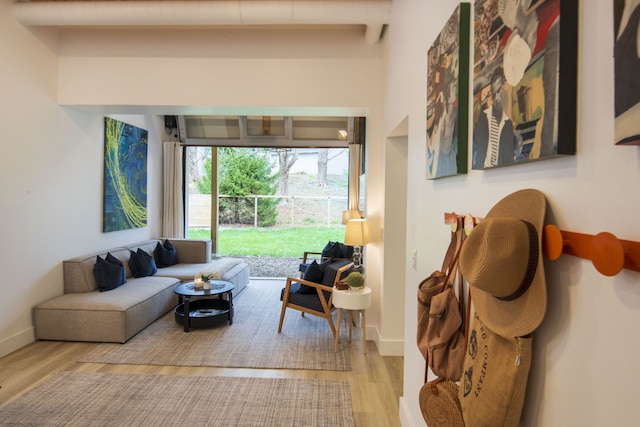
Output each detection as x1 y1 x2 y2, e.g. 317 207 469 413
188 227 346 257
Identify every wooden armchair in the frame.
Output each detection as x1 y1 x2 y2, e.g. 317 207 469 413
279 259 352 338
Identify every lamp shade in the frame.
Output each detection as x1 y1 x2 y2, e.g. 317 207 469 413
344 219 371 246
341 209 363 224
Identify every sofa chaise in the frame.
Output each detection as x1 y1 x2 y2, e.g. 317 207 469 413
33 239 250 343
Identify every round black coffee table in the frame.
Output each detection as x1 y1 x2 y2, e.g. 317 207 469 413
173 280 235 332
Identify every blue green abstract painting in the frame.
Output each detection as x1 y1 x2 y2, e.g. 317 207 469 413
103 117 148 232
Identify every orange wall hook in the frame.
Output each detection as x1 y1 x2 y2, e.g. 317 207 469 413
542 225 640 276
543 224 565 261
590 232 625 276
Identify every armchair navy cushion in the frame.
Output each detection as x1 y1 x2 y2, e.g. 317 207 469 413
280 282 332 313
322 259 351 287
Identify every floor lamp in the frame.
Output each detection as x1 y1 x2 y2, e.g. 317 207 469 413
344 218 371 274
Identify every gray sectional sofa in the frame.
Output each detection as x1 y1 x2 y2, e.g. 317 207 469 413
34 239 250 343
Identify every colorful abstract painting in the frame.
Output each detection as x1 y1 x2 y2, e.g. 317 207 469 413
471 0 577 169
103 118 148 232
614 0 640 145
426 3 470 179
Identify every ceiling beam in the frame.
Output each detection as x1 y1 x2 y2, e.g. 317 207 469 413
12 0 390 44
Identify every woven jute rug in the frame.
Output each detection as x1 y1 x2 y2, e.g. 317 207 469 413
79 280 351 371
0 371 355 426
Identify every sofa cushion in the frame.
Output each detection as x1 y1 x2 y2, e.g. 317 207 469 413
155 239 178 268
154 262 212 282
93 253 126 292
128 249 157 278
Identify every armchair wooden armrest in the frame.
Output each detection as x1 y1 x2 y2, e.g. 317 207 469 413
301 251 323 264
285 276 334 293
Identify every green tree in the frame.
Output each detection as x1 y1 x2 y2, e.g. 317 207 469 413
196 155 212 194
218 148 279 226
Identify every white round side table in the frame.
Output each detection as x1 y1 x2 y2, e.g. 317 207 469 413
332 286 372 353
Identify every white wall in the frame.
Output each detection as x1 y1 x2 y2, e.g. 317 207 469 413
0 1 166 356
385 1 640 426
55 27 383 112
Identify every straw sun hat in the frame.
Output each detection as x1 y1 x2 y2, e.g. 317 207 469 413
459 189 547 337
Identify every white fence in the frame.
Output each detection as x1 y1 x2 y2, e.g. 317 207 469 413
188 194 348 228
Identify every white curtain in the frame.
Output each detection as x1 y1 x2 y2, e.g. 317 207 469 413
162 141 185 238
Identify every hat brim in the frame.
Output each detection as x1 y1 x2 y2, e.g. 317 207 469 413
469 189 547 337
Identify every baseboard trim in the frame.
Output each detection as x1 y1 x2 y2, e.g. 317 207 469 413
376 338 404 356
399 396 422 427
366 325 404 356
0 327 35 358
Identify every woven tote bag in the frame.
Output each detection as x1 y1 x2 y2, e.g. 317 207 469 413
459 315 532 427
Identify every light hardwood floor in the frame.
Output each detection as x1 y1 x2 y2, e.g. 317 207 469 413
0 302 403 426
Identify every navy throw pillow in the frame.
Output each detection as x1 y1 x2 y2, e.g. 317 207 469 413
299 260 324 294
94 254 126 292
299 259 333 294
105 252 127 286
339 243 354 259
304 260 325 282
321 241 342 259
128 249 158 278
155 239 178 268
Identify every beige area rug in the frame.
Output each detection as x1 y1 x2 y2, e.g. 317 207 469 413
79 280 351 371
0 371 355 426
